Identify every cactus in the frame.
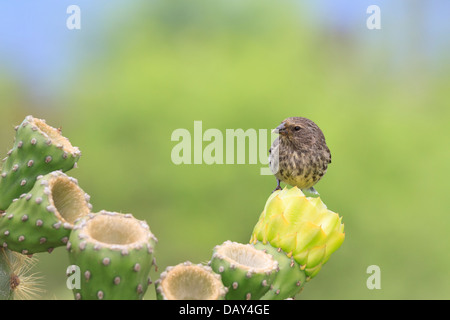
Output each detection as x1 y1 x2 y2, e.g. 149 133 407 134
67 211 157 300
0 116 345 300
209 241 278 300
0 248 42 300
250 187 345 299
0 248 15 300
0 171 92 255
0 115 81 210
254 242 306 300
155 261 227 300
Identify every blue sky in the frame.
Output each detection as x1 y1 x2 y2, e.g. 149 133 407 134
0 1 119 98
0 1 449 99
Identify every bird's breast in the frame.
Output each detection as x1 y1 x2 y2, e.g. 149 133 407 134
274 147 329 189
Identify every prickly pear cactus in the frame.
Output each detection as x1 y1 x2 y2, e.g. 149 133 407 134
155 261 227 300
250 187 345 299
0 171 92 254
0 115 81 210
254 242 306 300
67 211 157 300
209 241 278 300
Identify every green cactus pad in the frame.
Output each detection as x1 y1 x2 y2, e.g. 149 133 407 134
0 115 81 210
67 211 157 300
155 261 227 300
254 241 306 300
209 241 278 300
0 171 92 254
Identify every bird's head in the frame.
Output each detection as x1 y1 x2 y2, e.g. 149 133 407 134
273 117 325 147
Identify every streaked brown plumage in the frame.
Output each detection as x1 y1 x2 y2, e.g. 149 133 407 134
269 117 331 193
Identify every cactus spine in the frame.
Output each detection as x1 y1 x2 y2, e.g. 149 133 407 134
155 261 227 300
209 241 278 300
0 248 42 299
67 211 157 300
0 116 81 210
0 248 14 299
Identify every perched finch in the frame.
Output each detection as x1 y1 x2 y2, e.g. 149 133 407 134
269 117 331 194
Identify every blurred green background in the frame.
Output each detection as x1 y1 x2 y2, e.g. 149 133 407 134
1 0 449 299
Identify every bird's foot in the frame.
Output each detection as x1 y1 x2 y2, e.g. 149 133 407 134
303 187 320 198
272 179 282 193
272 186 282 193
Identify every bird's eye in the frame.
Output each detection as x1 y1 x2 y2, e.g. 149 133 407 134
294 126 301 131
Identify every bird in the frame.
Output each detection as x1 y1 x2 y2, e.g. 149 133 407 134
269 117 331 194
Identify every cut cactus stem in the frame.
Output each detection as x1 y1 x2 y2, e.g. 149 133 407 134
0 171 92 254
209 241 278 300
254 241 306 300
67 211 157 300
0 115 81 210
155 261 227 300
250 187 345 281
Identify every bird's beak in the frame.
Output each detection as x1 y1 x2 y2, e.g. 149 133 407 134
273 122 287 135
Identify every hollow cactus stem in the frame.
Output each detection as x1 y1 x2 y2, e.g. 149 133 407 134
209 241 278 300
155 261 227 300
67 211 157 300
0 171 92 255
0 115 81 210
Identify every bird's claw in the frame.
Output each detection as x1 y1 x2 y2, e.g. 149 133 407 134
303 187 320 198
272 179 282 193
272 186 282 193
